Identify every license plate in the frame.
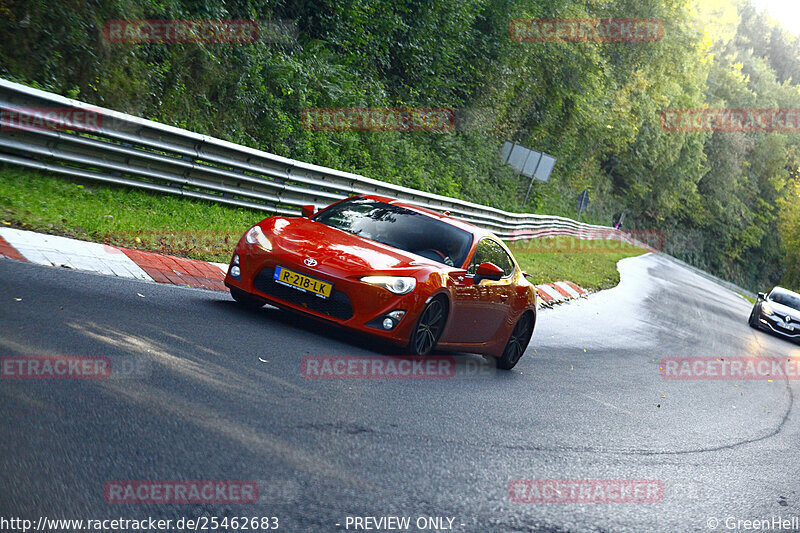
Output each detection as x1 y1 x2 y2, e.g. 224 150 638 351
777 320 795 331
274 266 332 298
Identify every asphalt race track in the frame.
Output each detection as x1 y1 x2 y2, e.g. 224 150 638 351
1 253 799 532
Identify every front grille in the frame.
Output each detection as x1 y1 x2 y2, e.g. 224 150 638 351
763 316 800 337
253 267 353 320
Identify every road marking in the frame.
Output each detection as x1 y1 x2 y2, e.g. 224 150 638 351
579 392 633 415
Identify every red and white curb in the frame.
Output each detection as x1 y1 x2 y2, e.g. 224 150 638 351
0 227 227 291
534 281 588 307
0 227 589 305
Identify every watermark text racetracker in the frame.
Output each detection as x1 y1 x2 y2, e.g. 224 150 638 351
103 230 240 257
509 479 663 503
103 19 297 44
301 107 456 132
659 357 800 380
508 230 663 254
300 355 511 379
302 356 454 379
661 108 800 132
509 18 664 42
104 480 258 504
1 355 150 380
1 106 103 132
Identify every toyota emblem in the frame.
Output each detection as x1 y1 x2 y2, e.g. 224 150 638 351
304 258 318 267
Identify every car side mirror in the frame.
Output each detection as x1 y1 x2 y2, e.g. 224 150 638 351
474 262 504 284
301 205 316 218
757 292 766 300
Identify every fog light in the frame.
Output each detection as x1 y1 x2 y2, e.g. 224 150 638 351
366 310 407 331
230 265 241 277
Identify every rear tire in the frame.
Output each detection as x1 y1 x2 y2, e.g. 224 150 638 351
230 287 265 311
408 297 448 356
497 312 535 370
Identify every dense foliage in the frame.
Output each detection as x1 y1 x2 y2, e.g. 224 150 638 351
0 0 798 291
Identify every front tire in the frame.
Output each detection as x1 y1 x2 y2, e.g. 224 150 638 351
408 297 448 356
230 287 265 311
748 306 759 329
497 312 535 370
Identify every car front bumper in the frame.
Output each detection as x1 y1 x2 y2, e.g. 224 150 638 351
223 241 434 346
758 313 800 339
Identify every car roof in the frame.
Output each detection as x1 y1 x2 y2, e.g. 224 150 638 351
357 194 494 239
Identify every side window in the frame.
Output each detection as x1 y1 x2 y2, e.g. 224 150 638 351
468 239 515 277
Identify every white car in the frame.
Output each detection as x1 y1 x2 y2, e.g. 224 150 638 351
749 286 800 341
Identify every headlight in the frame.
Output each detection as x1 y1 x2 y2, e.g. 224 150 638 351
245 225 272 251
762 303 774 316
360 276 417 295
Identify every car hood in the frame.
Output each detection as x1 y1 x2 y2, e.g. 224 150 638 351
262 216 442 274
766 301 800 321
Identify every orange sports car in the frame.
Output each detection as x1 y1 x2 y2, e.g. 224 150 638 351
224 195 537 369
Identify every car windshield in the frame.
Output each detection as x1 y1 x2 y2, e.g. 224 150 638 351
770 291 800 311
314 198 473 267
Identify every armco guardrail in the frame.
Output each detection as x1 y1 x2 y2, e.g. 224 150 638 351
0 78 633 244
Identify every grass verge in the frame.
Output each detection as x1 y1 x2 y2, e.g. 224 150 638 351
0 165 651 288
508 237 651 291
739 293 756 305
0 165 262 263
